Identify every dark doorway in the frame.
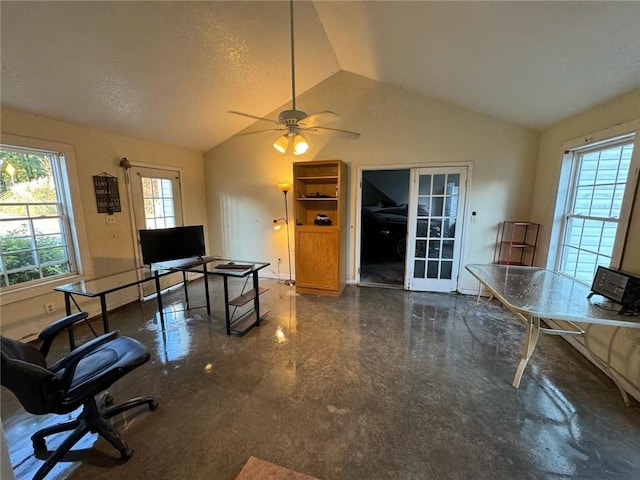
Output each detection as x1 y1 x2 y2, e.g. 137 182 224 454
360 169 410 287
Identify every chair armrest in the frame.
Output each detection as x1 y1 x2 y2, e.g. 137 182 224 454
38 312 89 357
50 331 120 387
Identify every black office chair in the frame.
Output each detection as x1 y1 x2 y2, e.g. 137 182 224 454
1 312 158 480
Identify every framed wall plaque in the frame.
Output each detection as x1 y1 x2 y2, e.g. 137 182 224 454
93 174 121 214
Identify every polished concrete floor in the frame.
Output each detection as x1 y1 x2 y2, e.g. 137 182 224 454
2 278 640 480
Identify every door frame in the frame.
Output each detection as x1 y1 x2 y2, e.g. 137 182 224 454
124 161 185 290
355 161 473 291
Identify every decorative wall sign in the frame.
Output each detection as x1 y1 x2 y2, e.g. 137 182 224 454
93 174 121 214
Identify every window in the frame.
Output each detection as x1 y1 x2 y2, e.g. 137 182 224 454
0 145 76 288
557 134 636 284
141 177 176 229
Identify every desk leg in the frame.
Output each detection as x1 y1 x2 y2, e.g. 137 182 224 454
64 293 76 350
203 264 211 315
513 315 540 388
223 276 231 335
155 272 165 325
253 271 261 327
100 295 109 333
183 271 189 309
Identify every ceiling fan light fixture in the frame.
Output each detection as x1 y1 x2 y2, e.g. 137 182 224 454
273 134 290 153
292 134 308 155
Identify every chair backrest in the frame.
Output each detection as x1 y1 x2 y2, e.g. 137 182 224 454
0 337 62 415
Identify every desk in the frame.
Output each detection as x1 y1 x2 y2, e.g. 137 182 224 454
157 258 270 335
466 264 640 405
55 257 270 338
55 268 165 334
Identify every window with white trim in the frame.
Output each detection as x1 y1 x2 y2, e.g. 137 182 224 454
557 134 636 284
0 145 77 288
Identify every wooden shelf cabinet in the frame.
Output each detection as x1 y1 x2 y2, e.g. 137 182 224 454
496 221 540 266
293 160 347 296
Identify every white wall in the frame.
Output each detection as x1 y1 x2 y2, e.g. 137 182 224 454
531 88 640 396
203 71 540 291
0 107 207 340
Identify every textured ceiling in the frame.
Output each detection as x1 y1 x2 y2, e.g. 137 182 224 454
1 1 639 153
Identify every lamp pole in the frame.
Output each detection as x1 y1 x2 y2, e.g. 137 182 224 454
283 189 294 286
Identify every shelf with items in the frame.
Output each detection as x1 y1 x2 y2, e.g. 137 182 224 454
293 160 347 296
496 221 540 266
293 160 344 228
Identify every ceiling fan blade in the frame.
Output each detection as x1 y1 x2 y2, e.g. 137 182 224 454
237 128 285 136
228 111 279 125
299 111 340 128
311 126 361 139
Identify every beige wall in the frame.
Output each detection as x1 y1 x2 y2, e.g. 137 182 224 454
0 107 207 340
530 88 640 395
204 71 540 292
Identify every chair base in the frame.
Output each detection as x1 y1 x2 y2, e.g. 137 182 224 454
31 394 157 480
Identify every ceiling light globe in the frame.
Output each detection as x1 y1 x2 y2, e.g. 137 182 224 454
273 135 289 154
292 135 308 155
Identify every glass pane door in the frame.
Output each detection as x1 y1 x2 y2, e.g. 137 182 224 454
405 167 466 291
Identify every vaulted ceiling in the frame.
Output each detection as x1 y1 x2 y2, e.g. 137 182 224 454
1 1 638 152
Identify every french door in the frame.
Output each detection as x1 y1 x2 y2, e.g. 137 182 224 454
405 167 467 291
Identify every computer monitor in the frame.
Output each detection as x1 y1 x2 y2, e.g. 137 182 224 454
139 225 205 265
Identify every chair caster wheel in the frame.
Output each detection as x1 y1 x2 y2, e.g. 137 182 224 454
121 448 134 460
149 400 159 411
32 437 46 451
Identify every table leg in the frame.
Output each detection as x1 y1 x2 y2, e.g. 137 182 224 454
512 315 541 388
223 276 231 335
253 271 261 327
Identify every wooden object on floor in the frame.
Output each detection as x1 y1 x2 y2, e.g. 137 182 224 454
293 159 347 296
235 456 319 480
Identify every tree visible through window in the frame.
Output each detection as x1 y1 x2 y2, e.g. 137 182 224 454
558 138 634 284
0 146 75 288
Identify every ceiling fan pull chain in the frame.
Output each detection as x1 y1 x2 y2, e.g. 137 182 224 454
290 0 296 111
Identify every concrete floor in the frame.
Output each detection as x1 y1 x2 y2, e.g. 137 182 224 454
2 277 640 480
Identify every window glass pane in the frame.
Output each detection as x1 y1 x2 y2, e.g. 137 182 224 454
441 261 453 280
416 201 429 217
442 240 454 259
427 261 439 278
414 260 425 278
416 220 428 237
443 219 456 238
446 174 459 195
415 240 426 258
418 175 431 195
429 219 442 238
428 240 440 258
431 197 443 217
432 175 445 195
445 196 457 217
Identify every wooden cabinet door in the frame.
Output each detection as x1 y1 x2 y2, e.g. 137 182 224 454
295 228 339 291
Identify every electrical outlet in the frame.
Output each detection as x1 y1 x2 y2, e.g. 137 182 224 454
106 215 116 224
44 303 55 314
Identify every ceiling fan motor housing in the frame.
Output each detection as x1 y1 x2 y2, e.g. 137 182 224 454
279 109 308 126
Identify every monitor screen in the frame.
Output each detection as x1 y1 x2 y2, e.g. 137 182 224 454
139 225 206 265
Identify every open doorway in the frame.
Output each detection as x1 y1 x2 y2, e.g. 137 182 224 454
359 169 410 287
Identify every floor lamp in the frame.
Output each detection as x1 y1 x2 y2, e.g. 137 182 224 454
273 183 294 286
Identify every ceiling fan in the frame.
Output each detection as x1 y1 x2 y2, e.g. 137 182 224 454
229 0 360 155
